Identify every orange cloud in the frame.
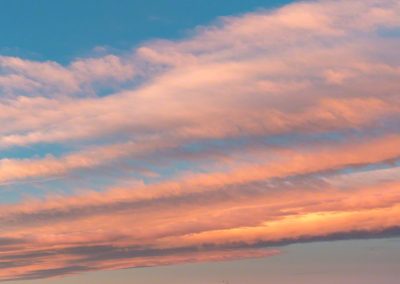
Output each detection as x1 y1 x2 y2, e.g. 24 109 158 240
0 0 399 281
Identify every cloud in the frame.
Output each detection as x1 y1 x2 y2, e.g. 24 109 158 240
0 0 399 280
0 54 136 97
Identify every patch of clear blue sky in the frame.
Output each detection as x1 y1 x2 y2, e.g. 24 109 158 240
0 143 70 159
378 27 400 38
0 0 292 64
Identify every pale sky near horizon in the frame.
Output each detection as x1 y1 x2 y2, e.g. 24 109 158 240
0 0 400 283
6 239 400 284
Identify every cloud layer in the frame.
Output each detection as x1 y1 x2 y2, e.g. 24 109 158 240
0 0 399 280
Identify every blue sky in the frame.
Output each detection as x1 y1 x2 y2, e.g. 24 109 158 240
0 0 291 62
0 0 400 283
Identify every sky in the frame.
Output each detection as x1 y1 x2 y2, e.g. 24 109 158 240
0 0 399 283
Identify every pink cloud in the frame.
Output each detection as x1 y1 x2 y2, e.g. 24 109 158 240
0 0 399 280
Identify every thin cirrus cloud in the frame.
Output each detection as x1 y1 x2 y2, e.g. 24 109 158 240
0 54 136 96
0 0 399 281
